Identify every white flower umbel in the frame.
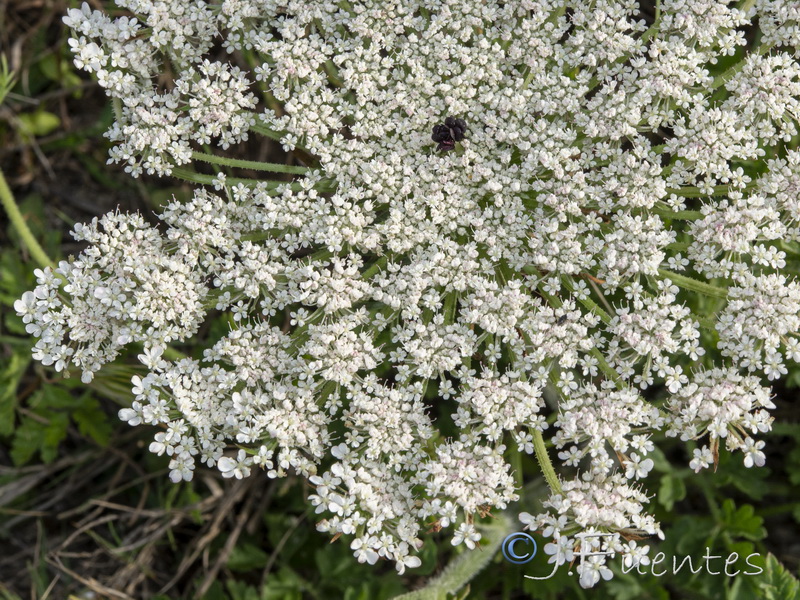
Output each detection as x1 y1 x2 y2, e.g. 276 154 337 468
17 0 800 581
521 473 663 589
665 368 775 470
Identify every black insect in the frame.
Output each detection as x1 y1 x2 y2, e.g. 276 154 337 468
557 314 567 325
432 117 467 152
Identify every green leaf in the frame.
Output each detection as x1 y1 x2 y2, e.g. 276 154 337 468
37 55 82 89
0 350 29 436
721 500 767 542
415 533 439 576
752 553 799 600
72 394 112 446
658 474 686 511
16 110 61 138
9 417 44 466
225 580 261 600
227 543 269 572
38 385 78 409
258 568 304 600
39 411 69 464
9 388 71 465
343 583 372 600
606 576 645 600
670 515 714 555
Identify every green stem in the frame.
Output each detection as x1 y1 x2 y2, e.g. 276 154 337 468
111 97 123 124
666 241 690 251
560 277 612 325
536 275 622 384
651 209 704 220
639 0 661 44
658 269 728 299
249 121 317 157
443 290 458 325
171 167 336 192
171 167 264 187
532 429 562 496
756 502 798 517
665 182 754 198
697 476 723 522
361 255 388 280
0 167 56 269
510 444 523 489
391 515 513 600
190 151 309 174
591 348 624 386
323 60 344 87
710 41 773 90
162 345 187 360
249 122 286 142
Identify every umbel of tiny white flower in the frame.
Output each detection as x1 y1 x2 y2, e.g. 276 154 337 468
16 0 800 581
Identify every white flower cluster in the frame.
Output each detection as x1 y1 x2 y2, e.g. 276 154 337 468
665 368 774 471
16 0 800 583
689 193 785 279
63 1 256 176
15 212 207 383
718 272 800 379
520 473 663 588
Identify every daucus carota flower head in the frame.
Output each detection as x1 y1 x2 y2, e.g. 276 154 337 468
17 0 800 584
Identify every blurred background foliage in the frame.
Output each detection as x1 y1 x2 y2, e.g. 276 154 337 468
0 1 799 599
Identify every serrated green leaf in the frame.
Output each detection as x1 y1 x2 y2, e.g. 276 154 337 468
40 411 69 464
9 394 70 466
753 553 799 600
721 500 767 542
72 393 111 446
10 417 44 466
716 450 769 500
39 385 79 409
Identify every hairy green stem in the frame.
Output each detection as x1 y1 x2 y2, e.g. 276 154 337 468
559 276 612 324
651 209 704 220
249 122 286 142
532 429 562 496
666 241 690 251
391 514 513 600
711 41 773 90
171 167 266 187
665 182 754 198
171 167 336 192
658 268 728 299
190 151 309 174
0 167 56 269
